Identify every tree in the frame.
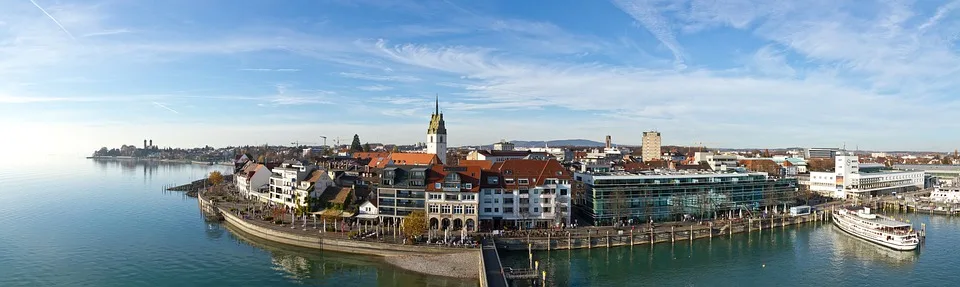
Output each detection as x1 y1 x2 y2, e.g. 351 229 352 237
362 142 371 152
350 134 363 152
402 210 428 239
208 171 224 186
391 145 399 153
609 187 628 226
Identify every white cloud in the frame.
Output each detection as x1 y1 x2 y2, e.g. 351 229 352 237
357 84 394 91
240 68 301 72
338 72 422 82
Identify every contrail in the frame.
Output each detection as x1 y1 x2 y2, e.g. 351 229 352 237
151 102 179 114
28 0 76 40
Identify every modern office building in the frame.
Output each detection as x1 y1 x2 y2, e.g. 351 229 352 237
807 156 924 199
805 148 840 159
574 170 798 225
693 152 740 171
641 131 661 162
376 165 430 222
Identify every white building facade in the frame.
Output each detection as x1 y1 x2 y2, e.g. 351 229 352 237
807 155 923 199
478 160 573 229
268 161 316 209
235 163 272 201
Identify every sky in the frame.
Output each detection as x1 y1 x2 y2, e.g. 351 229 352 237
2 0 960 156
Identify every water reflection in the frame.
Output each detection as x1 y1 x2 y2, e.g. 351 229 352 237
828 227 919 268
222 223 476 287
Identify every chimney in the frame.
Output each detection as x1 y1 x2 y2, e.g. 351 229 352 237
143 139 147 149
149 139 153 147
605 135 612 149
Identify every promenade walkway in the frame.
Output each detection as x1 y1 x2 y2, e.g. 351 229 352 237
481 239 508 287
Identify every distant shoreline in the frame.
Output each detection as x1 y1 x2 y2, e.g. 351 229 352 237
86 156 233 166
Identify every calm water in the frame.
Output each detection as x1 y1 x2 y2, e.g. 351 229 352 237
502 212 959 286
0 157 474 287
4 158 959 287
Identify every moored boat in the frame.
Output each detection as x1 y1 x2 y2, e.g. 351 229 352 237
832 206 919 251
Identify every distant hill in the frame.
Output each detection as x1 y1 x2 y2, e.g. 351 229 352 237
508 139 607 147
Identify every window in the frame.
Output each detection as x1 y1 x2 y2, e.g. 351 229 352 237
543 198 551 204
504 207 513 213
519 189 529 194
494 208 499 213
463 194 476 200
441 205 451 214
533 207 539 213
464 183 473 189
560 189 568 196
435 182 442 189
487 176 499 184
484 189 492 195
519 179 529 185
466 206 475 214
484 208 492 213
429 194 442 200
453 206 463 214
484 198 492 203
505 178 515 184
543 207 551 213
503 198 514 204
429 205 439 213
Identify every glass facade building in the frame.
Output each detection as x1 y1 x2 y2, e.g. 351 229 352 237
574 172 798 225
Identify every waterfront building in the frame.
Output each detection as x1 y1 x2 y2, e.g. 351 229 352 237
641 131 661 163
425 165 481 231
894 164 960 186
807 155 923 199
376 165 430 223
293 170 335 209
426 97 447 164
574 170 797 225
479 159 573 229
268 160 317 209
356 200 379 221
235 162 273 201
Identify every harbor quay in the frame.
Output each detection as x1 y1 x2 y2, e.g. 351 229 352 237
490 211 830 251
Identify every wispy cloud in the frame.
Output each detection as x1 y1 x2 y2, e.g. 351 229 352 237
611 0 686 69
338 72 422 82
28 0 75 40
151 102 179 114
240 68 301 72
81 29 131 38
357 84 394 91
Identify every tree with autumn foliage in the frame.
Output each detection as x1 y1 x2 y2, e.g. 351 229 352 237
208 171 224 186
402 210 428 240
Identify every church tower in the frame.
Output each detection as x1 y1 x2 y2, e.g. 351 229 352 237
426 95 447 164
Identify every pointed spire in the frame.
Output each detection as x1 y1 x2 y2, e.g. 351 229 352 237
435 93 439 115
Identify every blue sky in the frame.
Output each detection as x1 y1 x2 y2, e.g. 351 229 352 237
2 0 960 155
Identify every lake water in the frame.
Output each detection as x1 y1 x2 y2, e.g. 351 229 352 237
3 157 958 286
501 210 959 286
0 157 473 287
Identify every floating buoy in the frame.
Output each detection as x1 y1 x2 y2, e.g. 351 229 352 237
762 264 766 268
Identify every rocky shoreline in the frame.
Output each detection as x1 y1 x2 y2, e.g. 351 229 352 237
383 252 480 279
168 175 234 196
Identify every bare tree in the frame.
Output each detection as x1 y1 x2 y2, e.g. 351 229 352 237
609 187 627 226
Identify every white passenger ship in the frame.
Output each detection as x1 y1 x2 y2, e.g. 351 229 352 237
832 206 919 251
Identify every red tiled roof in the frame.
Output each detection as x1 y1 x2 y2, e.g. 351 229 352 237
304 170 326 183
425 165 482 193
380 153 440 168
459 159 494 170
492 159 570 186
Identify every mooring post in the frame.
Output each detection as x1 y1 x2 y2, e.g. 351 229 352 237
671 226 675 243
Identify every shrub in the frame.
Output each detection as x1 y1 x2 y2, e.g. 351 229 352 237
263 216 273 221
274 219 284 225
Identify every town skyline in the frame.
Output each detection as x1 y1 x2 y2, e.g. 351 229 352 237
3 1 960 155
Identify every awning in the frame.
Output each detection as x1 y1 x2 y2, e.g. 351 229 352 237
355 214 379 219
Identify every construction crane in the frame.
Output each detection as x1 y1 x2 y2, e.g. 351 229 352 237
319 136 327 148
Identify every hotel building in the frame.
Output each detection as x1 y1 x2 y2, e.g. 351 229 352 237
807 155 924 199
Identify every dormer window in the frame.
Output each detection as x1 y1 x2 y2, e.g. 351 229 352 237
487 176 499 184
518 179 529 185
435 182 442 189
464 183 473 189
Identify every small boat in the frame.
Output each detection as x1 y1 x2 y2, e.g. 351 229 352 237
832 206 919 251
